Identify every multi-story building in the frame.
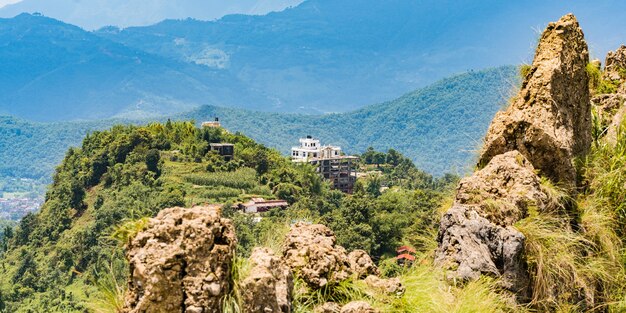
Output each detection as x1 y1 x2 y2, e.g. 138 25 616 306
291 136 357 193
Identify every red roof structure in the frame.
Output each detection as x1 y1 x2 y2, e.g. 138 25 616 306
396 245 416 254
396 254 416 261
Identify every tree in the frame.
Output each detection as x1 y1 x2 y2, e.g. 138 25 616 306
145 149 160 175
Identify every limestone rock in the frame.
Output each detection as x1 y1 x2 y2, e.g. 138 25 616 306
242 247 293 313
363 275 404 295
435 205 529 295
314 302 341 313
282 222 352 288
122 206 236 313
347 250 379 279
456 151 548 226
478 14 591 185
340 301 378 313
592 93 626 142
604 45 626 82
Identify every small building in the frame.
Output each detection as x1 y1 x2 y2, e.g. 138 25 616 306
309 156 358 193
239 198 289 213
396 245 417 266
209 143 234 161
202 117 221 128
396 245 416 255
396 253 416 266
291 136 357 193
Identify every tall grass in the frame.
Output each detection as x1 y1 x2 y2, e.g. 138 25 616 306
89 260 127 313
384 263 514 313
223 256 251 313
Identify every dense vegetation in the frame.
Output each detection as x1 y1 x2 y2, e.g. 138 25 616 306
0 121 454 311
0 66 517 202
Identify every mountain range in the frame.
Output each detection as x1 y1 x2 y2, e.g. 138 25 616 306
1 0 626 121
0 66 518 183
0 0 303 30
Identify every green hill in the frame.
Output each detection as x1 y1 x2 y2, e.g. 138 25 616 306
0 66 518 194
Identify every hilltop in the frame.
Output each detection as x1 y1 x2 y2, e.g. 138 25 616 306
0 66 518 192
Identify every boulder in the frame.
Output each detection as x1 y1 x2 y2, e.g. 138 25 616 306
282 222 352 288
340 301 379 313
122 206 237 313
241 247 293 313
603 45 626 82
478 14 591 185
314 302 341 313
363 275 405 295
347 250 380 279
456 151 548 226
435 205 529 295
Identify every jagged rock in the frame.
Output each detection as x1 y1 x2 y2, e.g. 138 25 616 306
340 301 378 313
606 104 626 143
242 247 293 313
435 204 528 295
314 302 341 313
592 93 626 142
282 222 352 288
604 45 626 81
347 250 379 279
363 275 405 295
593 93 626 113
456 151 548 226
122 206 236 313
478 14 591 185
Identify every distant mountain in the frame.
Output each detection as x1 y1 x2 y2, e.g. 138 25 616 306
1 1 625 121
0 13 275 121
96 0 626 114
0 0 303 30
0 66 518 185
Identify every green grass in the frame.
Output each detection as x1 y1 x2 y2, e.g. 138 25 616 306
183 168 257 190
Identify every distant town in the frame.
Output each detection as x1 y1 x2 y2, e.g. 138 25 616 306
0 196 43 221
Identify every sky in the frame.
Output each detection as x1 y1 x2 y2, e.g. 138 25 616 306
0 0 20 7
0 0 305 29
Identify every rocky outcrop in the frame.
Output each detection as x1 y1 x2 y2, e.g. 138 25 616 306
282 222 352 288
456 151 548 226
592 93 626 142
436 151 546 294
478 13 591 185
603 45 626 82
339 301 379 313
123 205 237 313
436 204 528 293
314 302 341 313
242 247 293 313
363 275 405 295
437 14 594 301
347 250 379 279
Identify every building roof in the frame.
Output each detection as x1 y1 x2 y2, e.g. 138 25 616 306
396 245 417 254
209 143 234 147
396 254 416 261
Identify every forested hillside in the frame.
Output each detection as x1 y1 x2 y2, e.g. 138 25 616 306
0 66 517 192
0 121 452 311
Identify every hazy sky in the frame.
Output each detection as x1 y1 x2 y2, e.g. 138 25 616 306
0 0 20 7
0 0 305 29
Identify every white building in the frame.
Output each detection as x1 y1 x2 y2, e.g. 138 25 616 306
291 136 341 162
